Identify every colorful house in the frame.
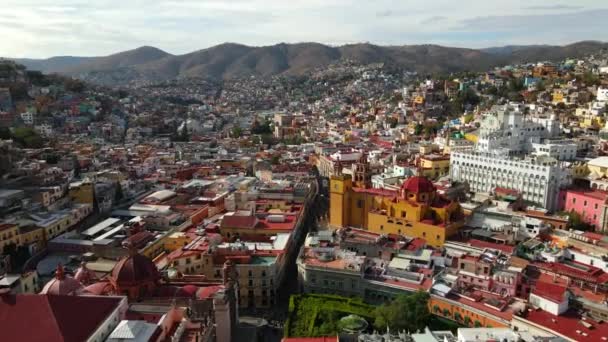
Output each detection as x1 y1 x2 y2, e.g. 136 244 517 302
558 188 608 231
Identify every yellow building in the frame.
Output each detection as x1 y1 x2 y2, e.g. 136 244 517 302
420 155 450 179
581 116 606 129
464 133 478 143
552 90 566 104
164 232 193 252
588 157 608 178
69 180 95 204
330 160 464 247
18 225 45 249
0 224 20 251
569 162 589 179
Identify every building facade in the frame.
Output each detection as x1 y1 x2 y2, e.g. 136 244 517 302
450 152 570 211
330 163 465 247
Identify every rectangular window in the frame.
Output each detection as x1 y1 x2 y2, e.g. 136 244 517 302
357 200 364 209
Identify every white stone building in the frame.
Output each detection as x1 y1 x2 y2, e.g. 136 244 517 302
450 152 570 211
531 140 577 161
477 103 560 154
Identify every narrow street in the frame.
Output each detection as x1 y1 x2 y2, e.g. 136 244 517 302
236 179 329 341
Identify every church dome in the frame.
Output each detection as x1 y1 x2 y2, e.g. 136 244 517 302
110 249 160 287
74 262 96 284
41 264 83 295
82 281 115 296
401 176 435 194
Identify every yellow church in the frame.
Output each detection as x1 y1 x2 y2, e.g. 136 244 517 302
329 157 465 247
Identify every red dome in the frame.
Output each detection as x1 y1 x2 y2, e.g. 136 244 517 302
41 265 83 295
111 253 160 286
401 176 435 193
83 281 115 296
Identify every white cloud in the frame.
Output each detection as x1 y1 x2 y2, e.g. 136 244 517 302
0 0 606 58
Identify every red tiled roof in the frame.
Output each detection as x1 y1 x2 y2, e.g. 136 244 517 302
0 294 123 342
468 239 515 254
221 215 257 229
522 309 608 341
533 261 608 283
351 187 398 197
532 281 568 303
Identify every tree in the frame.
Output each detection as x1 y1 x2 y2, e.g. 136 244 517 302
386 117 398 128
463 114 474 124
0 127 11 140
251 120 272 135
64 78 85 92
179 123 190 142
261 134 276 146
114 182 124 202
271 155 281 165
11 127 43 148
580 72 600 86
474 320 482 328
374 291 431 333
44 154 59 164
567 211 594 231
231 126 243 138
536 80 546 92
485 86 498 96
508 78 525 92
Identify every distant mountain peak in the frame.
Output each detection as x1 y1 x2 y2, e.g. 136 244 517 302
7 41 608 86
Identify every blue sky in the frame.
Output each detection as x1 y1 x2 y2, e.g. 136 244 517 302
1 0 607 58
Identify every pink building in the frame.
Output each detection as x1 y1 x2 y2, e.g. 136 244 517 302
558 189 608 231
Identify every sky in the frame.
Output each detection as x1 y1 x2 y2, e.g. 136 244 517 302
1 0 607 58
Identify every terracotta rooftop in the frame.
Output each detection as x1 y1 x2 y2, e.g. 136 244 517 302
0 294 123 342
532 281 568 303
521 309 608 341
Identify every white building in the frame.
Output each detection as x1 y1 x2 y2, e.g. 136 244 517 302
528 283 569 316
34 124 54 137
598 87 608 102
450 152 571 211
457 328 520 342
531 140 577 161
20 111 34 125
476 103 560 154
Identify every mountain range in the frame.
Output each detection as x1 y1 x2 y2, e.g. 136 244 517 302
8 41 608 85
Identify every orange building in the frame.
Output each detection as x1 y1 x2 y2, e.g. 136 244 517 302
429 295 511 328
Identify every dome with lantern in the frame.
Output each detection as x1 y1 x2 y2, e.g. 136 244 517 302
40 264 84 296
400 176 436 203
110 243 160 288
